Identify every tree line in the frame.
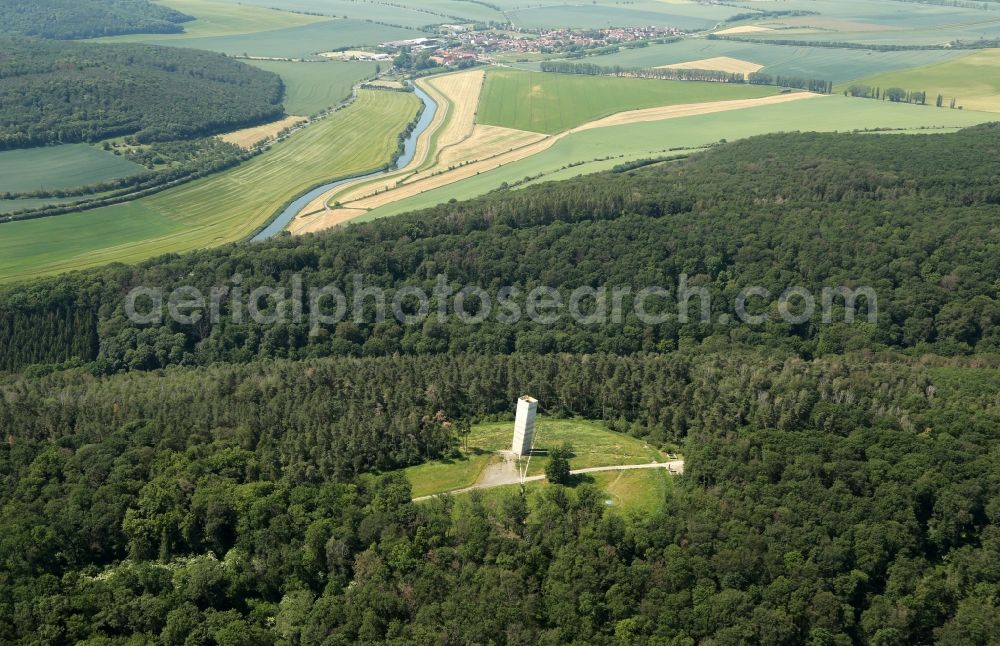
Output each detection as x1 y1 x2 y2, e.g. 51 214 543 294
709 32 1000 51
0 37 284 150
540 60 834 93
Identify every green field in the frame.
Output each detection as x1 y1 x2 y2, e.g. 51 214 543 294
0 197 81 214
477 70 774 134
247 60 377 115
490 0 736 29
0 90 420 282
236 0 480 28
0 144 144 194
148 19 423 59
405 418 667 499
842 49 1000 113
534 39 967 84
92 0 326 42
361 94 997 220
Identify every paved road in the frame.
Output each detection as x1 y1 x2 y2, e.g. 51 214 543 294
413 460 684 501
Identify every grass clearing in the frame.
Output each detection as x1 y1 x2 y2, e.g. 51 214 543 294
590 469 672 515
841 49 1000 113
477 70 776 134
0 90 420 282
467 419 665 478
246 60 377 115
0 144 144 194
405 417 669 502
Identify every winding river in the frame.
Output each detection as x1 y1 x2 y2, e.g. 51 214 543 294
251 84 438 241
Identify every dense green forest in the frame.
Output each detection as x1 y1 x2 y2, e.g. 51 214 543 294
0 38 284 149
2 351 999 643
0 0 193 40
2 125 999 373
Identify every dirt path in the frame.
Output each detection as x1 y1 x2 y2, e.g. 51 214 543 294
412 459 684 501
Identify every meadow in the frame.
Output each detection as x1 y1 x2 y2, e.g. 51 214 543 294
359 93 996 220
539 39 967 84
0 90 420 282
0 144 144 194
148 19 423 59
842 49 1000 113
476 70 774 134
246 60 377 115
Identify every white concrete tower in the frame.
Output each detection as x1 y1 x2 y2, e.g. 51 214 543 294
511 396 538 456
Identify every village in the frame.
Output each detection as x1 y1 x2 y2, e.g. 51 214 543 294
328 24 684 67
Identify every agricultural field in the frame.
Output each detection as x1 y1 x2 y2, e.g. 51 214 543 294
246 60 377 115
235 0 495 27
503 0 737 30
540 39 967 84
842 49 1000 113
0 144 144 194
91 0 326 42
477 70 775 134
147 19 424 59
405 418 669 500
0 90 420 282
356 93 996 220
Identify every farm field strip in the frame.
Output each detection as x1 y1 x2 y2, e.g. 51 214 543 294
0 90 420 282
290 91 822 234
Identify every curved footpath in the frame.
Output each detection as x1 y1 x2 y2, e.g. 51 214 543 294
412 459 684 501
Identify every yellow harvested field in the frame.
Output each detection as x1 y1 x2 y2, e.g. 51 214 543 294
714 25 773 35
423 69 485 153
291 92 824 234
572 92 820 131
438 125 546 169
218 115 307 149
658 56 764 77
